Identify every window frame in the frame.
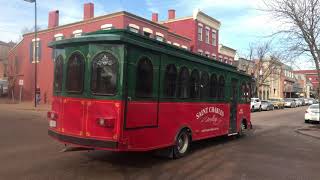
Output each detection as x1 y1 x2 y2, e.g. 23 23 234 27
90 51 119 96
177 66 190 99
200 71 210 99
163 64 178 98
198 26 203 41
135 56 154 98
210 73 218 98
190 69 200 99
53 55 64 93
65 51 86 94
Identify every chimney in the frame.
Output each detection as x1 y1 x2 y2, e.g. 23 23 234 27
152 12 158 22
84 3 94 20
48 10 59 28
168 9 175 20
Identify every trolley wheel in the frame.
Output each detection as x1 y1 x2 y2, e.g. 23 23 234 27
237 121 246 137
173 129 191 159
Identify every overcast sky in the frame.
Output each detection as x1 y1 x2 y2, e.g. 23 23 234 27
0 0 315 69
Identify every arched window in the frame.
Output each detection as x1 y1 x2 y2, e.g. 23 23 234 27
54 55 63 92
91 52 118 95
135 57 153 97
241 82 246 101
218 76 225 99
210 74 217 98
163 64 177 97
190 69 200 99
200 72 210 99
177 67 190 98
66 52 85 93
247 83 251 103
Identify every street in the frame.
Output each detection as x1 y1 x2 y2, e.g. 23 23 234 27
0 104 320 180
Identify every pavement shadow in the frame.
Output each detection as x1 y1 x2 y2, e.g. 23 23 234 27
83 135 243 168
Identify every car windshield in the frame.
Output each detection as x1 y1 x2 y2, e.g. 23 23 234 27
284 99 292 102
310 104 319 109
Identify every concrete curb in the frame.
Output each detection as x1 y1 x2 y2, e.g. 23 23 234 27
295 128 320 140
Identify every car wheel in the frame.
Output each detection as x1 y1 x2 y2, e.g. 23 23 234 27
305 120 309 123
173 129 191 159
259 106 262 112
251 106 254 112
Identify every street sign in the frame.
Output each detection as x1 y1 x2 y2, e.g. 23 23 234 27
19 79 24 86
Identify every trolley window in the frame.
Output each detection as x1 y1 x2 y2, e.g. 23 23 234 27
177 67 190 98
54 55 63 92
210 74 218 98
200 72 210 99
66 52 85 93
218 76 225 99
135 57 153 98
164 64 177 97
190 69 200 99
91 52 118 95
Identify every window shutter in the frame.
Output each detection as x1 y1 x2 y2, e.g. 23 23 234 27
29 42 33 62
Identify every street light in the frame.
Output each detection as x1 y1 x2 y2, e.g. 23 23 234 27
23 0 37 108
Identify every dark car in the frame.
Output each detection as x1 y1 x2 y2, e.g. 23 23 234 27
261 100 274 111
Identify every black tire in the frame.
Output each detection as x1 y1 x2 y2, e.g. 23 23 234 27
237 120 246 137
305 120 309 123
259 106 262 112
173 129 191 159
251 106 254 112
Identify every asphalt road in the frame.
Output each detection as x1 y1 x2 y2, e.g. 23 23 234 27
0 104 319 180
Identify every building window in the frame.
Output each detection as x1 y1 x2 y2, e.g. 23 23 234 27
212 54 216 59
167 41 172 44
143 27 153 38
198 49 203 55
173 42 180 47
200 72 210 99
66 52 85 93
101 24 113 30
205 27 210 44
73 29 83 37
91 52 118 95
54 33 64 41
54 55 63 92
164 64 177 97
181 45 188 50
128 24 140 33
190 69 200 99
155 32 164 42
30 38 41 63
205 52 210 57
210 74 217 98
177 67 190 98
212 31 217 46
135 57 153 98
198 26 203 41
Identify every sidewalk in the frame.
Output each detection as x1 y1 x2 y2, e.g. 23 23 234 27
296 125 320 139
0 98 50 112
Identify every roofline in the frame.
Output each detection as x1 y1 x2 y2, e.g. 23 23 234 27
8 39 23 55
196 11 221 26
220 44 236 52
23 11 169 37
159 16 194 24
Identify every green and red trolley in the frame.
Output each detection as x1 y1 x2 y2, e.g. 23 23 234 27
47 29 252 158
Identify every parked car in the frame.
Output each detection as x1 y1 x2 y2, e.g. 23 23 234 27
305 104 320 123
294 98 302 107
269 98 285 109
251 98 262 112
284 98 296 108
0 80 8 97
304 98 310 105
261 100 274 111
308 98 316 105
298 98 306 106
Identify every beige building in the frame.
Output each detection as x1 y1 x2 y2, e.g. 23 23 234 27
0 41 15 80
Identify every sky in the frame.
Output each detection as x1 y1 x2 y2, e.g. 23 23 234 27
0 0 315 69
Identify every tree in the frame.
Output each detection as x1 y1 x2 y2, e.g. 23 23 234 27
243 41 283 99
263 0 320 101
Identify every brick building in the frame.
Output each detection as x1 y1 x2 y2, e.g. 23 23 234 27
294 70 319 97
8 3 236 103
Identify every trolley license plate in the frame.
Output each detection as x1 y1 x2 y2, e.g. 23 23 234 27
49 120 57 128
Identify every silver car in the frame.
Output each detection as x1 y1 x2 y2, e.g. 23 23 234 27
284 98 296 108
